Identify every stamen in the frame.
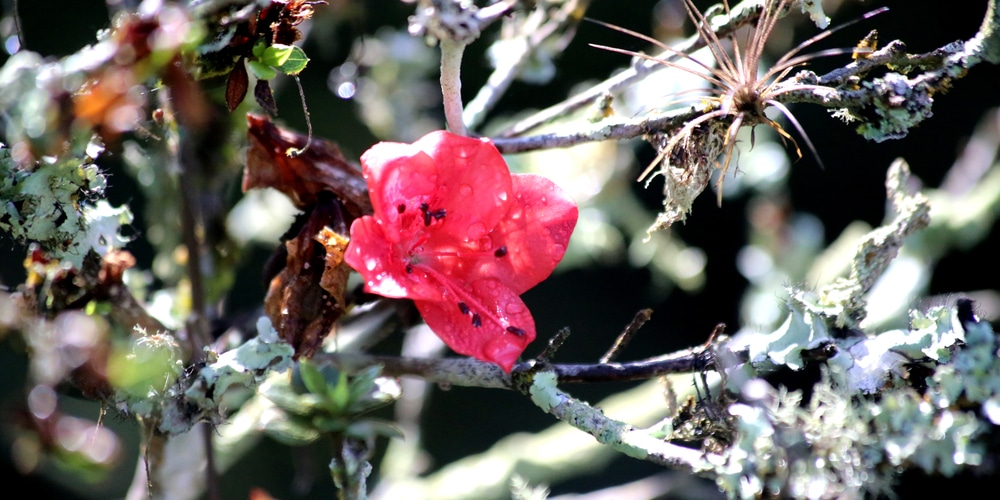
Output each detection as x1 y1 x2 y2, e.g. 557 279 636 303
430 208 447 221
397 204 406 213
471 313 482 328
406 263 413 274
420 202 432 226
506 326 526 337
458 302 470 315
494 246 508 257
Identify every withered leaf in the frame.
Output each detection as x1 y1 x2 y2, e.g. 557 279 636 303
226 60 250 112
264 193 351 358
243 114 371 218
254 78 278 116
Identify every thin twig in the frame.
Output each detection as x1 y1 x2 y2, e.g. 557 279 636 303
12 0 24 51
538 327 572 362
464 1 586 131
600 308 653 363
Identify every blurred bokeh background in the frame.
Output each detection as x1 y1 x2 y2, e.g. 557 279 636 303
2 0 999 497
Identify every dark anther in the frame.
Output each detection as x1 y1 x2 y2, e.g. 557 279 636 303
458 302 470 315
420 202 432 226
494 246 508 257
397 204 406 213
471 313 482 328
506 326 526 337
430 208 447 221
406 263 413 274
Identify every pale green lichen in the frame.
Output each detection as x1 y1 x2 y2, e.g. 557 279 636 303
528 371 564 412
796 0 829 29
142 317 294 435
0 143 132 268
789 159 929 328
857 73 936 142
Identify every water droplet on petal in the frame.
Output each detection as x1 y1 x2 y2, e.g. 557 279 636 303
549 243 566 260
505 303 525 315
498 191 508 201
509 208 522 221
459 184 473 196
365 259 377 271
467 222 487 240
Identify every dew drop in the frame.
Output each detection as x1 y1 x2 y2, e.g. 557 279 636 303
549 243 566 259
365 259 377 271
459 184 473 196
467 222 487 239
505 302 524 315
498 191 508 201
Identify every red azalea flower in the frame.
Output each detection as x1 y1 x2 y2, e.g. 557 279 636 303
345 131 578 371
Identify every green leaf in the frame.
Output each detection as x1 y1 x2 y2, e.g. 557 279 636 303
330 371 351 411
277 46 309 75
247 60 276 80
252 40 267 59
260 412 322 446
261 43 295 68
299 360 328 397
346 419 404 440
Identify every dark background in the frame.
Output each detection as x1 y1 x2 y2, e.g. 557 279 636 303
2 0 999 498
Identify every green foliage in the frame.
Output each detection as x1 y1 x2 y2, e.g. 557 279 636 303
259 360 402 446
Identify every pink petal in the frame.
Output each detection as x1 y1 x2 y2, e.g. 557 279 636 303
413 131 513 247
359 141 439 235
482 173 579 293
414 277 536 372
345 215 444 301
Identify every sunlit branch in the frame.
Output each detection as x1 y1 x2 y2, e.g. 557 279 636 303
311 342 747 389
490 3 1000 154
496 0 765 138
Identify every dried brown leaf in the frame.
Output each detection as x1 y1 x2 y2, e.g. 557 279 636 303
264 194 351 358
243 114 371 218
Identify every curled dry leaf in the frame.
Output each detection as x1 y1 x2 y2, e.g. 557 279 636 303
244 115 363 357
263 193 352 358
244 114 370 218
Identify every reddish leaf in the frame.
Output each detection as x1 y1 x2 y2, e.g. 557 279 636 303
254 78 278 116
243 114 370 218
226 60 249 112
344 131 579 371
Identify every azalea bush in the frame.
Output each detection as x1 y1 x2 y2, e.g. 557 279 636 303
2 0 1000 499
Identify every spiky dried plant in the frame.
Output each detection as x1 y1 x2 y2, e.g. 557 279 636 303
592 0 884 228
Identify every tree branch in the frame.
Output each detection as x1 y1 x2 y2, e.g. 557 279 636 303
312 342 748 389
491 0 1000 153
